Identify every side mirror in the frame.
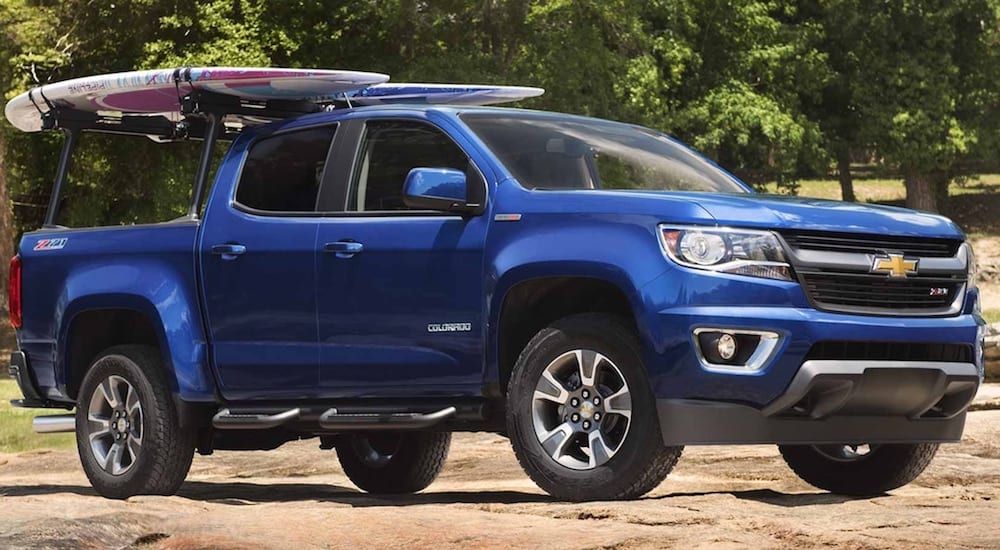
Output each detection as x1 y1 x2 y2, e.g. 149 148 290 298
403 167 471 212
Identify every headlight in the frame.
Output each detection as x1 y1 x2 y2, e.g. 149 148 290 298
659 225 793 281
965 242 977 290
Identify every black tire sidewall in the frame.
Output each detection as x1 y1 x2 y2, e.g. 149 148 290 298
778 443 940 496
337 431 451 494
75 346 192 498
507 314 670 500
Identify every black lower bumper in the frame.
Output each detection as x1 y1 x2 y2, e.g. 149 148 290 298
8 351 71 409
659 359 980 445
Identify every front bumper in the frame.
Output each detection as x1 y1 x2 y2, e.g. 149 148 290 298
644 303 983 406
658 359 980 445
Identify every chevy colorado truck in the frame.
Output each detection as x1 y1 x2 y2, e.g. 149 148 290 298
6 70 985 501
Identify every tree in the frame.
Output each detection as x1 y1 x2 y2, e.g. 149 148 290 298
847 0 999 212
4 0 998 230
796 0 868 202
641 1 830 190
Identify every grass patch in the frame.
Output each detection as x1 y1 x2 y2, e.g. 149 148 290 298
763 174 1000 203
0 379 75 453
982 309 1000 324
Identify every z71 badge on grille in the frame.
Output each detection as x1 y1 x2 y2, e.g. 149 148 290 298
871 253 918 278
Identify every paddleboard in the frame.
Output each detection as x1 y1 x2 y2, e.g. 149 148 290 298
345 83 544 106
4 67 390 132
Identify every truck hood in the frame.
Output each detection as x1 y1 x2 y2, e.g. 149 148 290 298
660 192 965 239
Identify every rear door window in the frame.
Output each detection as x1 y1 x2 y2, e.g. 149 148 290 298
235 125 337 213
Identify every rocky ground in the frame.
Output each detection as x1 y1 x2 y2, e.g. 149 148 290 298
1 406 999 550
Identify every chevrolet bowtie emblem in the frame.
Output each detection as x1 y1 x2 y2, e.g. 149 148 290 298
871 254 919 278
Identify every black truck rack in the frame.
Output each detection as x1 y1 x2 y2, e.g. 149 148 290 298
37 89 323 227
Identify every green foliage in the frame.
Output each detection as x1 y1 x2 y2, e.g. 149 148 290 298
1 0 999 233
0 380 75 453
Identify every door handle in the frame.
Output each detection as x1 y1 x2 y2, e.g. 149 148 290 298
211 243 247 261
324 241 364 258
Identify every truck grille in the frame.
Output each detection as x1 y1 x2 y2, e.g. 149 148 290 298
781 231 961 258
800 272 964 313
781 231 968 317
781 231 962 258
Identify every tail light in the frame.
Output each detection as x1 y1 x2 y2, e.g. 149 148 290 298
9 255 21 329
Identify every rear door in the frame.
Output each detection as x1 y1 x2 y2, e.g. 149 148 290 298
314 117 491 396
199 123 337 400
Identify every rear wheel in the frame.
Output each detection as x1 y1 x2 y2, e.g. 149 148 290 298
778 443 939 496
336 431 451 494
506 313 683 501
75 345 195 499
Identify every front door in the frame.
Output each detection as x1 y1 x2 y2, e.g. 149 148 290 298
315 118 490 396
200 124 337 400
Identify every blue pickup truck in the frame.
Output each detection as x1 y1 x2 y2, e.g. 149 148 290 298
6 71 985 501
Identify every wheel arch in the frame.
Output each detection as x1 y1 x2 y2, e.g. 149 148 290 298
62 305 163 400
58 291 214 403
489 263 653 397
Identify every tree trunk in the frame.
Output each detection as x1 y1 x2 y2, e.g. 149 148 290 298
931 171 950 215
0 134 13 314
836 149 856 202
904 174 939 212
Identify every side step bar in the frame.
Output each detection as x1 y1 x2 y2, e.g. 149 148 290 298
211 405 460 431
318 406 457 430
33 414 76 433
213 408 301 430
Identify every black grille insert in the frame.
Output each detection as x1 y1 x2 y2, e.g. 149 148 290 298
800 272 963 313
781 231 961 258
806 341 974 363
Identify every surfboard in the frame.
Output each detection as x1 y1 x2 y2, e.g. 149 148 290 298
344 83 545 106
4 68 546 134
4 67 390 132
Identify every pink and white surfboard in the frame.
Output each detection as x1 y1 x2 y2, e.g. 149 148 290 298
4 67 390 132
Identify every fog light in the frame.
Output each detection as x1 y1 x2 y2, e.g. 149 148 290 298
717 333 736 360
693 328 782 374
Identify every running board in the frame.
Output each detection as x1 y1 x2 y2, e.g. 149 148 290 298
212 408 301 430
318 406 457 430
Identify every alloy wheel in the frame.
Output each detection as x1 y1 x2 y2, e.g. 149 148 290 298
86 375 143 476
531 349 632 470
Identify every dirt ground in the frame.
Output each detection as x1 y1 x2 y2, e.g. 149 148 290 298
0 410 998 550
969 235 1000 311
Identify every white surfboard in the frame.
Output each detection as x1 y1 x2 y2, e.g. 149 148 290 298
344 83 544 106
4 67 390 132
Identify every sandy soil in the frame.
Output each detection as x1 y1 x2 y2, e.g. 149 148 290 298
969 236 1000 311
1 410 999 550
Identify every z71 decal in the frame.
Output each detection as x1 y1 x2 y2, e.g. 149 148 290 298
33 238 68 251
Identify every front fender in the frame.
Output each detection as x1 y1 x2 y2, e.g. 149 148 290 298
485 217 672 387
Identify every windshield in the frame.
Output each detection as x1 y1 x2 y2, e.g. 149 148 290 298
462 112 747 193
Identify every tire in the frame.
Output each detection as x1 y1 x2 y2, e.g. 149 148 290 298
506 313 683 501
778 443 939 496
336 431 451 494
75 345 195 499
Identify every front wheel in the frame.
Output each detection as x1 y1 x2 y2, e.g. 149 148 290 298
506 313 683 501
336 431 451 494
778 443 939 496
75 345 195 499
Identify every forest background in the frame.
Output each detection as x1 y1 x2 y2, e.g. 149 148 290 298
1 0 999 286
